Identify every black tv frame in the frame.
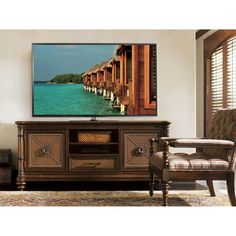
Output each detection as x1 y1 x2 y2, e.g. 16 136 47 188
31 43 158 117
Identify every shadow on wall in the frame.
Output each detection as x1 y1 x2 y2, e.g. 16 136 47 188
0 123 18 168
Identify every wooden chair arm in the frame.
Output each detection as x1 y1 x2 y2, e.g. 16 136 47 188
169 138 235 148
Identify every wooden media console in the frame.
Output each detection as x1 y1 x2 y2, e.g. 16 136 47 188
15 120 170 190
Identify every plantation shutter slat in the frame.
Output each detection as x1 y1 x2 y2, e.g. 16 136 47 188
208 34 236 127
227 36 236 107
210 46 223 115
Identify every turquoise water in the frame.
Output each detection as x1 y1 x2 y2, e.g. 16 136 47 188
34 83 121 116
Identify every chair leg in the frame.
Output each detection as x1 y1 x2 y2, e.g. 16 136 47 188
162 181 169 206
227 172 236 206
149 171 154 197
207 180 216 197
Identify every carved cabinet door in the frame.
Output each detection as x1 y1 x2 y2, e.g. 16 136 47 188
26 131 65 171
122 131 159 170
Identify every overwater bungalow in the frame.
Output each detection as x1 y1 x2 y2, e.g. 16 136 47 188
96 61 106 95
110 55 121 106
116 44 157 115
82 44 157 115
83 64 98 92
115 45 131 114
101 59 113 99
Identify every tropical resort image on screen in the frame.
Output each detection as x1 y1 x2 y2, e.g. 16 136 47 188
33 44 157 116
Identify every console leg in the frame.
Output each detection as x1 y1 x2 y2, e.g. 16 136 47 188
16 177 26 191
17 127 26 191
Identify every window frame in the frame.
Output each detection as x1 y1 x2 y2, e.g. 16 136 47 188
204 30 236 135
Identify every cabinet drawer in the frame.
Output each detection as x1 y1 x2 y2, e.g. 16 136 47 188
70 157 116 171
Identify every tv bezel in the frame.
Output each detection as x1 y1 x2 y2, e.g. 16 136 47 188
32 43 158 117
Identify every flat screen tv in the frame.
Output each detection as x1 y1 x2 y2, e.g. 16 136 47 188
32 43 157 117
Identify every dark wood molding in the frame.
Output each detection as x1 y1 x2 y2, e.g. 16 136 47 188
196 30 210 40
204 30 236 59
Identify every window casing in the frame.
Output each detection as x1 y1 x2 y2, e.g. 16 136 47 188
204 30 236 134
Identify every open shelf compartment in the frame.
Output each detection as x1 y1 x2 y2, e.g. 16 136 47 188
69 129 119 143
69 129 119 155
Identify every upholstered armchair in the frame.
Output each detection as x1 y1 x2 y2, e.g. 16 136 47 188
149 108 236 206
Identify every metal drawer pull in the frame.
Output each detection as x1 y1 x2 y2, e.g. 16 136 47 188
132 145 148 157
80 162 101 168
138 145 147 155
40 145 52 155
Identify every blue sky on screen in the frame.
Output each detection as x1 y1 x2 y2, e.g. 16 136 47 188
33 44 117 82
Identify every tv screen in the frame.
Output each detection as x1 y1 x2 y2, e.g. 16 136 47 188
32 43 157 117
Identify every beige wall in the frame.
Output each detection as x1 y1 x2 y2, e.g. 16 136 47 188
0 30 196 166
